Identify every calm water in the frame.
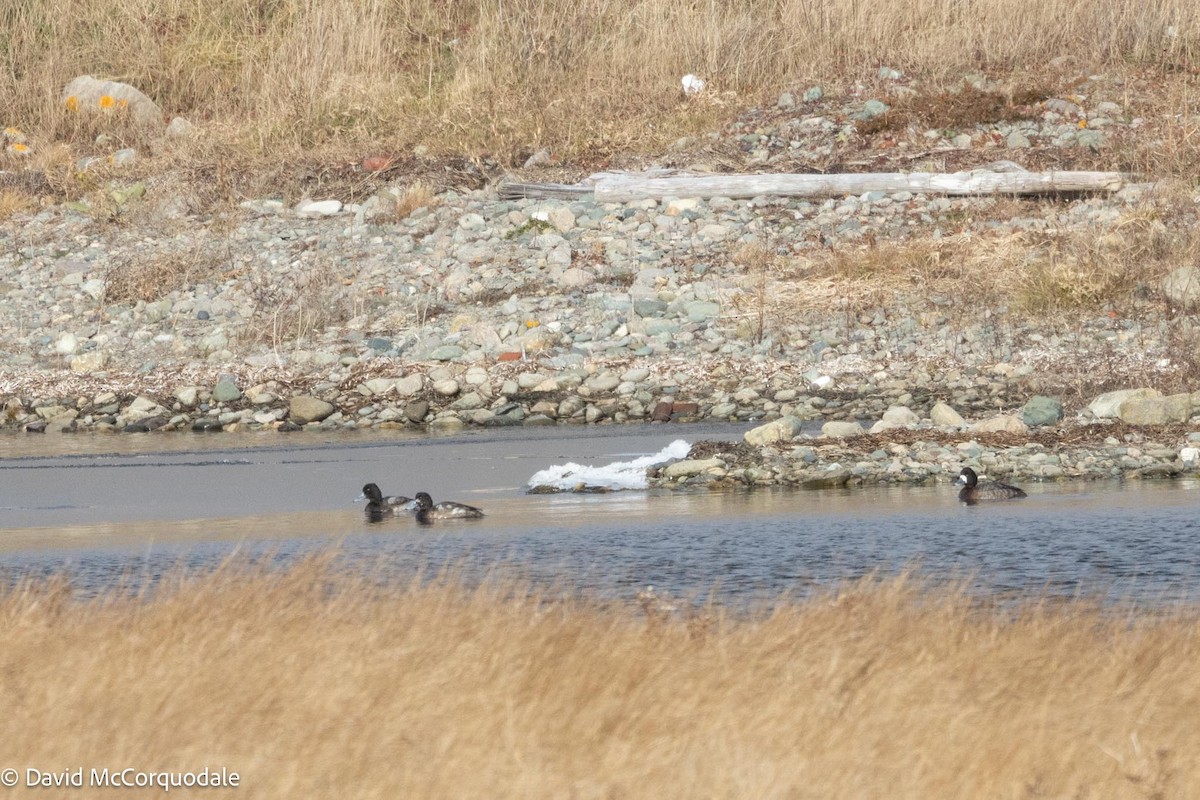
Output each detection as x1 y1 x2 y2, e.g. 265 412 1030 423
1 423 1198 605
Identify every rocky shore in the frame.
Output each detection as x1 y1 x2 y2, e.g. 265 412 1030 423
3 72 1200 489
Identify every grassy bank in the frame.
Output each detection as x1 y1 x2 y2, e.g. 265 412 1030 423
2 0 1198 160
2 558 1198 798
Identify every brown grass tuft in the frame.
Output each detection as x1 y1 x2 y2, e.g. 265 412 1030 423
0 188 37 219
104 243 228 305
2 559 1200 797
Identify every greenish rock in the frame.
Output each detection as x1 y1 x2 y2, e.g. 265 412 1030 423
429 345 465 361
684 300 721 323
213 376 242 403
1020 395 1063 427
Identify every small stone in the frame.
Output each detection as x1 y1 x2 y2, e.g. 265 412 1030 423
802 86 823 103
971 414 1029 434
1020 396 1063 427
175 386 200 408
295 199 343 217
664 457 724 478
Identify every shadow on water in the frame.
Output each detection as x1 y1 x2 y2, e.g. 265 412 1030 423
2 424 1199 607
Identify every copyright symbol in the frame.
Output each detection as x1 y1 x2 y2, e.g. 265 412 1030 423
0 769 16 787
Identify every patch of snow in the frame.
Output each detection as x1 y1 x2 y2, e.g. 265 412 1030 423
526 440 692 492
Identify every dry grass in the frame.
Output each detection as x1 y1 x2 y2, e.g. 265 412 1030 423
243 259 359 348
2 558 1199 798
0 188 37 219
1 0 1199 163
104 243 229 305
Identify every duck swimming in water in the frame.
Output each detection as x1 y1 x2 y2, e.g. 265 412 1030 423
413 491 485 524
358 483 416 521
955 467 1027 505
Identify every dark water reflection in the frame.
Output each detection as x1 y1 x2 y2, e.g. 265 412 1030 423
1 425 1199 607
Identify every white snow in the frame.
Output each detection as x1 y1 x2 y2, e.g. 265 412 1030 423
526 440 692 492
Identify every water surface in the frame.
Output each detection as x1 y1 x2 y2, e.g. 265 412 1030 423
2 424 1198 606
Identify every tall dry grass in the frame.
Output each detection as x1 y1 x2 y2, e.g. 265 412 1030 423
2 0 1199 159
2 557 1199 798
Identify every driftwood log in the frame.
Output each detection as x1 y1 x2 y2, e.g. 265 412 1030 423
500 168 1124 202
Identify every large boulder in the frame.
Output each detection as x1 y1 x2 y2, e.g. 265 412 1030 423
62 76 164 128
289 395 335 424
1088 388 1160 419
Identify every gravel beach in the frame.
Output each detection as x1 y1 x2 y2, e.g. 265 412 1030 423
4 73 1200 488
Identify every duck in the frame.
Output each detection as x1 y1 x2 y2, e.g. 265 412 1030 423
413 491 485 523
357 483 416 521
955 467 1027 504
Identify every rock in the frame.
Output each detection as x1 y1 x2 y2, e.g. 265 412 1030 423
558 268 592 289
433 379 460 397
1118 394 1192 426
1020 396 1063 427
175 386 200 408
121 396 168 424
684 300 721 323
857 99 890 120
971 414 1029 434
745 416 805 445
395 374 425 396
68 350 106 376
802 86 823 102
55 333 79 355
459 213 486 231
663 457 725 478
450 392 484 410
295 199 343 217
62 75 164 128
651 401 674 422
1088 388 1160 419
930 401 966 427
1162 266 1200 310
1181 447 1200 466
212 376 241 403
165 116 194 138
429 345 465 361
821 421 864 438
870 405 919 433
777 92 797 110
290 395 335 424
191 417 222 432
404 400 430 423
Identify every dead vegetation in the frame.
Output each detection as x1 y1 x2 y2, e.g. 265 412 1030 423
2 557 1199 798
104 242 228 305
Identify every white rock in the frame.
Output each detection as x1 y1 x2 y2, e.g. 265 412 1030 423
1181 447 1200 466
55 333 79 355
62 75 164 128
744 416 805 446
295 199 343 217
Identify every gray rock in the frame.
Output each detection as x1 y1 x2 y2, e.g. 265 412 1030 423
290 395 335 424
1020 396 1063 427
930 401 966 427
213 376 241 403
69 351 106 373
870 405 919 433
405 400 430 423
1089 388 1160 419
971 414 1029 434
1162 266 1200 310
175 386 200 408
433 379 460 397
62 75 164 128
684 300 721 323
821 421 865 438
857 99 890 120
450 392 484 410
429 345 465 361
663 457 725 478
744 416 805 445
1118 394 1191 425
777 92 797 110
802 86 823 103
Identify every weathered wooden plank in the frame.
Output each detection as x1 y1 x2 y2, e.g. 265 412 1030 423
591 171 1124 202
